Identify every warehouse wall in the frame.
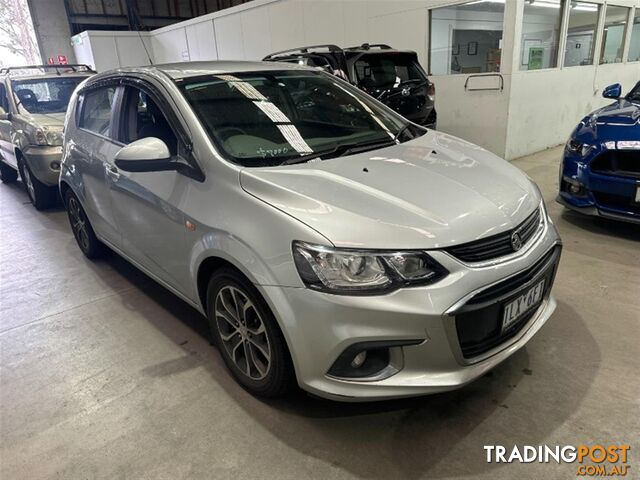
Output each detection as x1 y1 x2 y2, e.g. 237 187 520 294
71 0 640 160
506 65 640 160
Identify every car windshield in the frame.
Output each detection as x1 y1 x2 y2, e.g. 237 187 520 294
179 70 424 167
12 77 87 114
354 53 426 91
627 82 640 103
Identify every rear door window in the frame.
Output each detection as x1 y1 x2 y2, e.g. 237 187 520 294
0 83 8 111
79 86 116 138
118 86 178 155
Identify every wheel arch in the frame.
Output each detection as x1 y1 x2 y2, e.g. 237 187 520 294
197 254 299 383
59 179 72 206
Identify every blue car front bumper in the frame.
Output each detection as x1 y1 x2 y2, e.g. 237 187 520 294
557 147 640 224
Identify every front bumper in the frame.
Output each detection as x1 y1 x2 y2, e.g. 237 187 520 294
262 214 561 401
558 150 640 224
22 145 62 186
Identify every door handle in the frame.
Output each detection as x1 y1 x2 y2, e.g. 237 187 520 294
106 164 120 181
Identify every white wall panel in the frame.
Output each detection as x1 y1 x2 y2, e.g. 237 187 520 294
72 33 95 69
268 0 305 51
342 1 368 47
152 29 190 63
241 7 273 60
85 36 118 72
506 65 640 159
214 13 245 60
367 8 428 66
115 36 153 67
185 21 218 61
301 0 345 46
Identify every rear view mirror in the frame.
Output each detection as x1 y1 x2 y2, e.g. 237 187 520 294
0 106 9 121
602 83 622 99
114 137 176 173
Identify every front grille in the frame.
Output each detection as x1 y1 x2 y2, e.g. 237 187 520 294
445 207 541 263
593 192 640 215
454 246 561 359
590 150 640 179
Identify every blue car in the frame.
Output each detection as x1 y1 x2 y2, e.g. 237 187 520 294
558 81 640 224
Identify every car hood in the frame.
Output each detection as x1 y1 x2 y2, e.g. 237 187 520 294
592 99 640 126
574 99 640 144
25 112 66 128
240 131 539 249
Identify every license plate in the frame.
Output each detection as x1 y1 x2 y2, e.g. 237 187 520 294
502 279 545 332
635 186 640 204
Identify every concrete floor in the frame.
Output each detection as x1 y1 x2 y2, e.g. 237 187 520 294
1 146 638 479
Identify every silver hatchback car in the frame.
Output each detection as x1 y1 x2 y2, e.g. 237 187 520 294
60 62 561 401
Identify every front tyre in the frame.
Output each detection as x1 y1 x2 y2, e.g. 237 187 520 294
206 268 294 397
18 158 57 210
64 190 105 259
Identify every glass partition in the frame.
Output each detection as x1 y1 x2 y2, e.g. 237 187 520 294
520 0 564 70
600 5 630 64
430 1 505 75
627 9 640 62
563 1 600 67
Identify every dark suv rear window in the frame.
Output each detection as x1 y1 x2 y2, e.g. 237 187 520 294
354 53 426 89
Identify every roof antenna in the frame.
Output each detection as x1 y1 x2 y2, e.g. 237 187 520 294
126 0 153 65
138 30 153 65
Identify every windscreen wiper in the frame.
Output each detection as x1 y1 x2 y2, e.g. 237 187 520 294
279 138 396 165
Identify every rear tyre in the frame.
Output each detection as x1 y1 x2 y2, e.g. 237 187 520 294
0 161 18 183
206 268 294 397
18 158 57 210
64 190 105 259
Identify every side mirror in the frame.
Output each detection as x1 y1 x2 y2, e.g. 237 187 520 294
0 106 9 121
602 83 622 99
114 137 176 172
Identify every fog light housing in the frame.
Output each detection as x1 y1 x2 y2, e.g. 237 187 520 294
561 176 587 197
327 339 423 380
50 161 60 171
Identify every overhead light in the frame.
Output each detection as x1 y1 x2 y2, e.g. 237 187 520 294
466 0 505 5
572 2 598 12
528 0 561 8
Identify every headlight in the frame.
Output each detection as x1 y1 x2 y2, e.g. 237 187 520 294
34 127 64 146
565 138 592 157
292 241 448 294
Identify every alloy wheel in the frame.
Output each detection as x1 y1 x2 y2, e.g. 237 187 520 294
214 285 272 380
67 197 90 251
22 165 35 203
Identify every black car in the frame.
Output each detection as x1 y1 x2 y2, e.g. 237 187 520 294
263 43 437 129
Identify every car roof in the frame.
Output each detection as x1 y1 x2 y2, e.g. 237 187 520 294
107 61 312 81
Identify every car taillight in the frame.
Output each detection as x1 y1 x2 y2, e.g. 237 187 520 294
427 82 435 100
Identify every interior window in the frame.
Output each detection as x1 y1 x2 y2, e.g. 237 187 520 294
599 5 630 64
520 0 563 71
430 1 505 75
79 86 116 137
120 86 178 155
563 1 600 67
629 10 640 62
